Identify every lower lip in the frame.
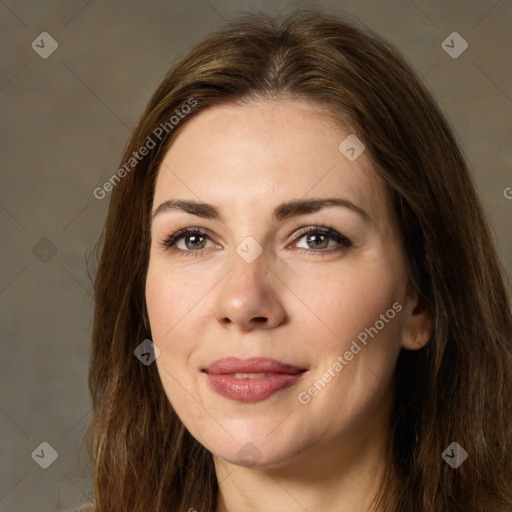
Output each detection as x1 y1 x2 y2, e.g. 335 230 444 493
205 372 306 403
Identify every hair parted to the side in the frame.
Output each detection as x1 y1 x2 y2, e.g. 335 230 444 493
84 9 512 512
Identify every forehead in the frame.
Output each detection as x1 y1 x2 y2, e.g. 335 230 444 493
153 99 392 228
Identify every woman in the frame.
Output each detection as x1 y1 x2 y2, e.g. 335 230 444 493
83 9 512 512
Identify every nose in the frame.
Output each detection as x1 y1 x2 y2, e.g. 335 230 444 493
212 248 287 331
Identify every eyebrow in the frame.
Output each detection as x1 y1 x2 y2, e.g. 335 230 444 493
151 197 372 224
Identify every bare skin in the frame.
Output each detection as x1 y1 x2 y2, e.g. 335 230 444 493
145 98 432 512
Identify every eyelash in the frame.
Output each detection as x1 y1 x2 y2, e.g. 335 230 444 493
158 225 353 258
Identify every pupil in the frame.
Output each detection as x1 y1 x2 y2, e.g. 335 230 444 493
186 235 205 250
308 233 327 249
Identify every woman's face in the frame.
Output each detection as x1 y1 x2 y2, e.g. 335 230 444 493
146 99 429 473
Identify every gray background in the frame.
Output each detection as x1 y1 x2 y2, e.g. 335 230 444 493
0 1 511 510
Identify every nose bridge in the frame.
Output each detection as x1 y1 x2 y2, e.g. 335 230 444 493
222 211 270 283
226 241 269 299
213 239 286 329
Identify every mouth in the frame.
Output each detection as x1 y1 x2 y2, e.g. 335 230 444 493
202 357 308 403
203 356 307 377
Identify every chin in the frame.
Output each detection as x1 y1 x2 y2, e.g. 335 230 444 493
205 428 308 470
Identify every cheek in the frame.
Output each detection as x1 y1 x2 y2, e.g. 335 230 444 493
145 259 212 343
293 254 404 414
294 259 404 426
292 255 403 349
145 265 206 421
145 263 200 381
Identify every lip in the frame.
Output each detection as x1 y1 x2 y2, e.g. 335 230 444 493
203 357 308 403
204 357 306 375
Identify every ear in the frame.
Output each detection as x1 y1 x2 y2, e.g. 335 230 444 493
400 289 433 351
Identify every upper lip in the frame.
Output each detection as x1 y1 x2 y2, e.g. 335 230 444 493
203 357 307 375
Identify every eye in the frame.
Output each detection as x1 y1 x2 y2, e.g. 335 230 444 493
159 225 353 257
291 225 353 256
159 227 218 257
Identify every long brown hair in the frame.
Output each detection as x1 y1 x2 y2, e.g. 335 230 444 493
85 9 512 511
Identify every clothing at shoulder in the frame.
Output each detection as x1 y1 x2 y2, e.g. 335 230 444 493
63 505 95 512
